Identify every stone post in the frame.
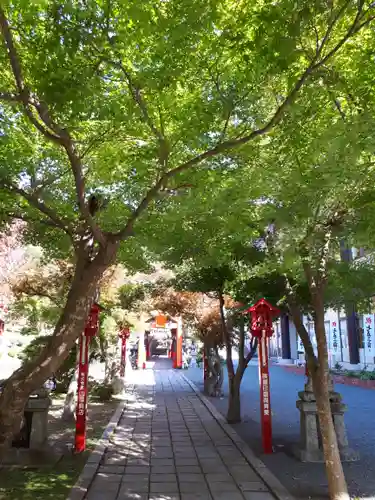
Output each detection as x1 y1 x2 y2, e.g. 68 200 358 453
294 372 358 462
26 388 51 449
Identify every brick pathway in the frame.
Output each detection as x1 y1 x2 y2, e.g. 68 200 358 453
85 360 276 500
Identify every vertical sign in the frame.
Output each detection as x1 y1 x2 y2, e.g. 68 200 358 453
331 321 339 353
258 330 272 454
75 304 100 453
75 333 90 453
175 318 183 369
364 315 375 358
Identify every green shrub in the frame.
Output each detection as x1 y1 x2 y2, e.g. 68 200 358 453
359 370 375 380
7 349 17 358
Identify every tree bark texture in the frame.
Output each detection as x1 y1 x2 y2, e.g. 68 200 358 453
313 294 349 500
61 369 78 422
226 371 242 424
0 242 118 459
61 344 80 422
203 345 223 397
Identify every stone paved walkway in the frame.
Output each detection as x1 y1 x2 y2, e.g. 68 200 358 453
85 359 276 500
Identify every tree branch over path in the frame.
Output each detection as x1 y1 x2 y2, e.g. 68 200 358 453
0 181 74 239
114 61 169 169
115 3 374 240
0 6 106 247
1 3 374 247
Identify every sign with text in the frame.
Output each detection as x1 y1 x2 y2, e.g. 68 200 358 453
364 315 375 358
75 303 101 453
259 332 272 453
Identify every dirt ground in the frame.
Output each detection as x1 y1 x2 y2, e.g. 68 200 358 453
0 394 120 500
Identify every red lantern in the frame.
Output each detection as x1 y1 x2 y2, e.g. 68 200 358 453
248 299 278 338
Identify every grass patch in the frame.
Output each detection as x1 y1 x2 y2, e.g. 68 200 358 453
0 397 120 500
0 452 88 500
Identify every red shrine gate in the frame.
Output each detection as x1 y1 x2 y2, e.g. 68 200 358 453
144 314 183 369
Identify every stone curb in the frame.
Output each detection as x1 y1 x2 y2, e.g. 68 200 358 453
181 373 296 500
66 396 128 500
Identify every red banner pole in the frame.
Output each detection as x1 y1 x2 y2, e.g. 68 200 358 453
259 330 272 454
120 335 126 377
174 319 183 369
171 329 177 367
75 303 100 453
75 332 90 453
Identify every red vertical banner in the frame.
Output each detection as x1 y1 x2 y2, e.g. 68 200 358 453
75 333 90 453
75 303 100 453
259 331 272 454
176 328 183 369
172 321 183 369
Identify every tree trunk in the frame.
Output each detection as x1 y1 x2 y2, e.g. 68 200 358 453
61 369 78 422
0 242 118 459
313 293 349 500
226 373 242 424
204 346 223 397
61 341 80 421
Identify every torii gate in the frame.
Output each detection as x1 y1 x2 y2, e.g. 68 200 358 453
145 313 183 369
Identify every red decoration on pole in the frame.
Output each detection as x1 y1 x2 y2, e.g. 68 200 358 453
75 303 101 453
119 327 130 377
244 299 279 454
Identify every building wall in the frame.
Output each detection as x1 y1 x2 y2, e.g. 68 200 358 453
279 308 375 370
